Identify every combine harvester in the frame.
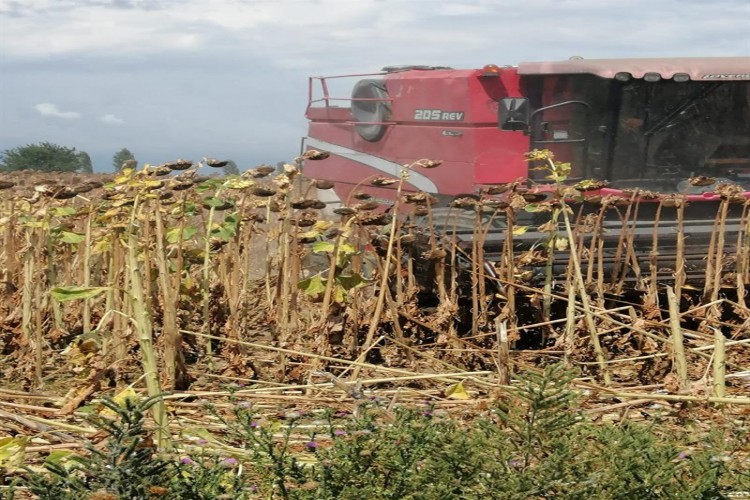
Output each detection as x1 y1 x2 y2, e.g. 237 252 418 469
302 57 750 313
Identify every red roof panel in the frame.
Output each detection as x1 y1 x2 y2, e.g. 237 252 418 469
517 57 750 81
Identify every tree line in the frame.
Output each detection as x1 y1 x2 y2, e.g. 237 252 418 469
0 142 240 175
0 142 93 173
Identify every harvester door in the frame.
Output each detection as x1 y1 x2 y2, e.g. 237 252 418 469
529 101 590 178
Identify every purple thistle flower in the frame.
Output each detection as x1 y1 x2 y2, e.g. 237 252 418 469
221 457 238 466
180 457 194 465
305 441 319 450
678 451 689 460
196 439 208 445
250 421 259 429
333 429 347 437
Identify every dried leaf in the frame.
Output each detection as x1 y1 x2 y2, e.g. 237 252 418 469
444 380 470 400
100 387 139 416
0 436 28 469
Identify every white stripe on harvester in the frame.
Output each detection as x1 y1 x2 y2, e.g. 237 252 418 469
303 137 439 193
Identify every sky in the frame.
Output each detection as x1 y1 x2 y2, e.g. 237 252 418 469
1 0 748 173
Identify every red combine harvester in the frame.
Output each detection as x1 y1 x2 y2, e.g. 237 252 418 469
302 57 750 284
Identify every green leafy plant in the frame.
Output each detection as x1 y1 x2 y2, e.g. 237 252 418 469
10 371 748 500
298 238 367 305
18 395 170 499
167 453 249 500
492 362 580 467
214 403 310 498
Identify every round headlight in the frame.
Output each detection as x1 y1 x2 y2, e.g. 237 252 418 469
673 73 690 82
644 72 661 82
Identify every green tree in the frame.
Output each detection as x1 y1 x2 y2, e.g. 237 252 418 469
77 151 93 173
223 160 240 176
0 142 84 173
112 148 136 172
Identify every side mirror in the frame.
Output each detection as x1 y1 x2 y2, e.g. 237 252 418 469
499 97 530 131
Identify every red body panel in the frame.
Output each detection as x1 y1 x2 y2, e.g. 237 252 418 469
304 68 531 200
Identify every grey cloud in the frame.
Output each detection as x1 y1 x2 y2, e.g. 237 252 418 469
0 0 171 17
110 0 169 10
1 0 748 173
0 1 26 17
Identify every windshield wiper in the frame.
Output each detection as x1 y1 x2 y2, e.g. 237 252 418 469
644 82 722 138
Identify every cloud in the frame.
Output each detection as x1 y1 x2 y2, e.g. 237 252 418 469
3 0 749 173
100 114 125 125
2 0 748 67
34 103 81 119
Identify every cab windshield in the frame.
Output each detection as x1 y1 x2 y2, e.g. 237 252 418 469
524 75 750 191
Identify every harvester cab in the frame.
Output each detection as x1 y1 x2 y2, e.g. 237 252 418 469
501 59 750 192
